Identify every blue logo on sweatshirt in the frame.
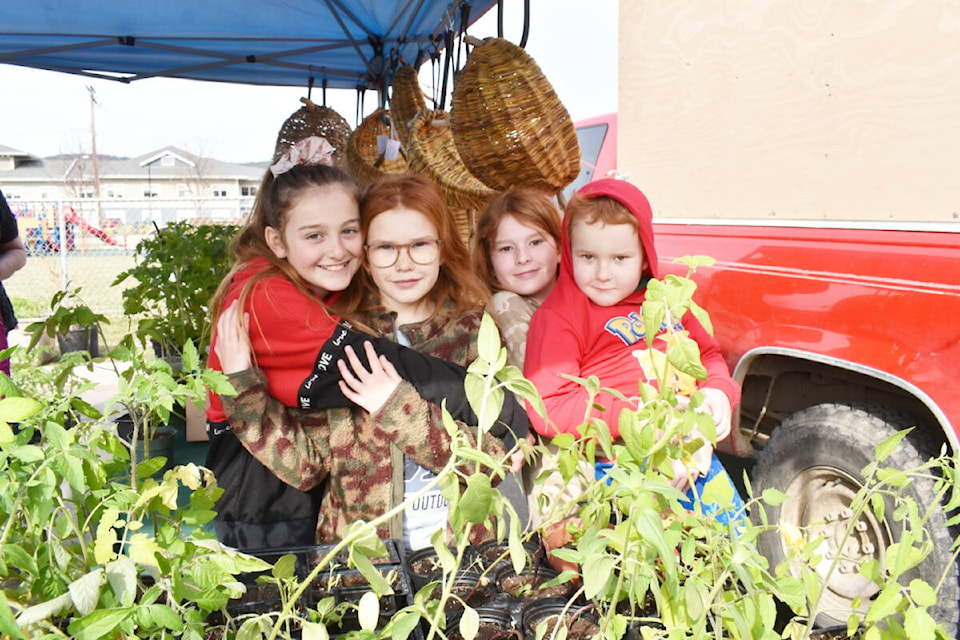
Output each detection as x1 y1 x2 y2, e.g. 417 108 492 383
605 311 684 346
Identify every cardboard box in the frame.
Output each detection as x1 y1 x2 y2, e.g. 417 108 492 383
186 399 209 442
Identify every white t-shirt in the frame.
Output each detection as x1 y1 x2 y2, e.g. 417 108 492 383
394 328 450 550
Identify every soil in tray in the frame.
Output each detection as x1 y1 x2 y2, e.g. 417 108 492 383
529 614 600 640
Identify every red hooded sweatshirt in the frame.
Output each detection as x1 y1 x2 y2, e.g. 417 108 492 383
523 179 740 439
206 257 341 422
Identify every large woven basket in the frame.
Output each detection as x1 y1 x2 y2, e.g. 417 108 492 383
405 108 496 241
343 109 409 190
451 37 581 194
273 98 352 166
390 64 427 145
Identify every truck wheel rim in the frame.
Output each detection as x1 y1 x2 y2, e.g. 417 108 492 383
779 466 891 616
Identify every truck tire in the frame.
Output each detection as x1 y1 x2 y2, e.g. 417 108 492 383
752 403 958 631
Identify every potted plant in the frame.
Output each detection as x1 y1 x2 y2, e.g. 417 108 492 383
0 340 270 639
106 332 234 481
23 286 108 360
112 220 238 365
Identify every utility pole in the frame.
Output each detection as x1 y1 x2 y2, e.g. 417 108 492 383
87 86 103 226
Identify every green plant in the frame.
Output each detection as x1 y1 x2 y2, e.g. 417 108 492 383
0 350 270 639
22 286 109 355
112 221 238 361
106 333 233 482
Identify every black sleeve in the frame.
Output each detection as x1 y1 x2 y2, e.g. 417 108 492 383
297 322 528 448
0 190 18 244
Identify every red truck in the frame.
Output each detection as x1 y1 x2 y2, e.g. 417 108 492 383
573 109 960 628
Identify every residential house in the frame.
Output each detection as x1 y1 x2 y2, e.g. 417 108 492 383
0 144 265 239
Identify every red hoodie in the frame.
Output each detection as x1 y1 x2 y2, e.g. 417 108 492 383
523 179 740 439
206 257 341 422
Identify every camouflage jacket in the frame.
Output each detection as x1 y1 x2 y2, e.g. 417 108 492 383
488 291 540 370
221 306 509 544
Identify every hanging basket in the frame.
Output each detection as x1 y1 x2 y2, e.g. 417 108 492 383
273 98 352 166
451 37 581 194
343 109 409 190
389 64 428 145
405 108 496 242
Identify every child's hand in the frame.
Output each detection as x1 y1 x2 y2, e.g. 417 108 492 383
337 341 402 414
699 388 733 441
508 449 525 473
215 301 253 374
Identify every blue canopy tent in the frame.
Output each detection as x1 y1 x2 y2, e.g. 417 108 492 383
0 0 510 94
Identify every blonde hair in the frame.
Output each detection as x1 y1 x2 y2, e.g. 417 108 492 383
472 188 562 292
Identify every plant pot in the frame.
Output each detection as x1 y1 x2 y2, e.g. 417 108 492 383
450 605 515 640
429 568 496 620
521 597 599 640
404 545 474 591
116 417 177 474
496 565 573 601
57 326 99 357
475 537 542 575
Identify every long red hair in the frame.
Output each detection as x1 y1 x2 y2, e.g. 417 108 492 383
337 173 490 321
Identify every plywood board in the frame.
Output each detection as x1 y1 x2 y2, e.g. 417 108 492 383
619 1 960 222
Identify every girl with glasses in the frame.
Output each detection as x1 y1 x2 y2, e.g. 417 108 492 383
208 145 524 551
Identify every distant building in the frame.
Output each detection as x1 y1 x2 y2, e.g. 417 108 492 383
0 144 266 233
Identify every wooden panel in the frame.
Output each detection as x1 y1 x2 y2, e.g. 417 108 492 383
619 1 960 222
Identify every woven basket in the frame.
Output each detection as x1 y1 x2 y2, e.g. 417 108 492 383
343 109 409 190
451 37 581 194
405 108 496 241
390 64 427 145
273 98 352 166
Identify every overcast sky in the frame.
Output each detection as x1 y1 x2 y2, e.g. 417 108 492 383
0 0 617 164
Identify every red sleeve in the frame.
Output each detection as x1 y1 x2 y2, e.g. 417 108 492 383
523 308 637 440
683 310 741 409
207 275 339 421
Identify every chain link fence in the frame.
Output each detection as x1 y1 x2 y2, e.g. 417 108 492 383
6 197 249 341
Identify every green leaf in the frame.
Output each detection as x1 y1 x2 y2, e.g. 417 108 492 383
458 605 480 640
461 474 494 523
908 578 937 607
358 590 379 631
642 299 665 347
865 583 904 622
271 553 297 580
762 488 788 506
665 333 708 380
302 620 330 640
477 312 503 365
0 396 43 423
17 592 73 628
0 592 25 639
69 568 106 615
147 603 183 631
875 429 909 462
581 554 615 599
67 607 131 640
903 606 937 639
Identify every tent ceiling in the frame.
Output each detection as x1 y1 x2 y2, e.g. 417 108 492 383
1 0 499 90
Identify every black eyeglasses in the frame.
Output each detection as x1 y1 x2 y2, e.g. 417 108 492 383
365 239 441 268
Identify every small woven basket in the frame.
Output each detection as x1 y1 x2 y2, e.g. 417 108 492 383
343 109 409 190
451 37 581 194
405 108 496 241
273 98 352 166
390 64 428 144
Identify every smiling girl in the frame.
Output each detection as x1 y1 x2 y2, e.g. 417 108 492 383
472 188 562 369
207 156 522 550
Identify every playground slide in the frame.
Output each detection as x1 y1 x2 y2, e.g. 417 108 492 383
64 208 122 246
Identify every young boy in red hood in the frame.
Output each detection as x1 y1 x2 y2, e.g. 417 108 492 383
523 177 744 526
